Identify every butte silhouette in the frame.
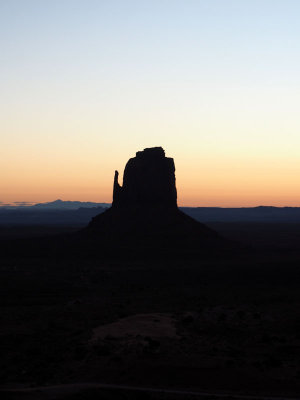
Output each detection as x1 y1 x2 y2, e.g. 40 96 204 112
85 147 225 251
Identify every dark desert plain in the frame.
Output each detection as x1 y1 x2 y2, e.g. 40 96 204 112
1 147 300 400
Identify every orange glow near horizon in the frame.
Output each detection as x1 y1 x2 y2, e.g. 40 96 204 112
1 152 300 207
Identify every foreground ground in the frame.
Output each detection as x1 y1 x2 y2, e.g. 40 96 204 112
0 223 300 399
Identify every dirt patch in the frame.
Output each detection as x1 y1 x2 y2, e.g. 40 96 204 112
91 313 178 341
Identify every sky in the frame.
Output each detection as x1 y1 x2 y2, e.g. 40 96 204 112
1 0 300 207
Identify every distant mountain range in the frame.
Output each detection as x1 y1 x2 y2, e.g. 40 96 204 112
1 200 300 225
0 199 111 210
32 199 111 209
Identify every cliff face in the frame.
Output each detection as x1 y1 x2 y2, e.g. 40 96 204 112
112 147 177 209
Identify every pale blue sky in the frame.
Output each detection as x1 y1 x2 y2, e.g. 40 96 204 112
1 0 300 205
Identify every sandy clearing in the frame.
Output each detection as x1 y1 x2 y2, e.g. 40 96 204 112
91 313 178 341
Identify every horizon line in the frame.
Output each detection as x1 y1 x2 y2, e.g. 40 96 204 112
1 199 300 209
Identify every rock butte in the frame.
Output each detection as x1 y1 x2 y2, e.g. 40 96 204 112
86 147 225 250
113 147 177 209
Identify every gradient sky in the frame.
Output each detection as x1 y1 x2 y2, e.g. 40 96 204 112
1 0 300 206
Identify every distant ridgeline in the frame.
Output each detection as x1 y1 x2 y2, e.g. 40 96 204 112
181 206 300 223
1 201 300 225
0 199 110 210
